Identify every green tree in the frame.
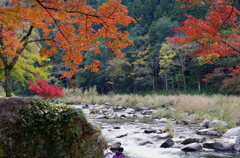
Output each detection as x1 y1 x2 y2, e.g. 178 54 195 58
159 40 195 90
105 56 132 92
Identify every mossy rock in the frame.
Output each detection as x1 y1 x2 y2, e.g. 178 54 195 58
0 97 106 158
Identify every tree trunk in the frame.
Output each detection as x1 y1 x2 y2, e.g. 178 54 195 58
171 74 174 90
197 77 201 92
165 75 168 91
5 67 12 97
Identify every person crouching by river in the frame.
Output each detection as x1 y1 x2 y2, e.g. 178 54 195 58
104 144 113 158
113 147 125 158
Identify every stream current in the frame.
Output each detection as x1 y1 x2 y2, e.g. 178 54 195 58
74 105 240 158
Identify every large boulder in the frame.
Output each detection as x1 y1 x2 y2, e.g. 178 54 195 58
223 127 240 137
0 97 106 158
203 141 234 151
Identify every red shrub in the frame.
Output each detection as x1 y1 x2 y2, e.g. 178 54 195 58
28 79 67 99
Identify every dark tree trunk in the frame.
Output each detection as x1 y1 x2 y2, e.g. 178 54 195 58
5 67 12 97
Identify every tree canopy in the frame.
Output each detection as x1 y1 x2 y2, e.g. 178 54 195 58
0 0 135 96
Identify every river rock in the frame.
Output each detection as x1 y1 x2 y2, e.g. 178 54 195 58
117 114 128 119
144 128 157 134
104 102 111 105
160 138 174 148
96 115 106 119
139 141 153 146
223 127 240 137
206 131 221 137
81 103 89 109
203 141 234 151
234 136 240 151
181 137 206 145
200 119 210 128
114 105 124 111
141 110 153 115
181 143 202 152
158 132 170 139
116 133 128 138
188 114 198 121
111 142 122 150
208 120 227 128
196 128 214 135
90 107 101 114
125 108 135 114
159 118 168 123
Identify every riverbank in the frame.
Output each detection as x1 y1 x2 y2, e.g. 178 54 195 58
54 88 240 128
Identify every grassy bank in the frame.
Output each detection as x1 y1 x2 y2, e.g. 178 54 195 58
54 88 240 128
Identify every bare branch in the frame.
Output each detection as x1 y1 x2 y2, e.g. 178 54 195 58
20 25 34 42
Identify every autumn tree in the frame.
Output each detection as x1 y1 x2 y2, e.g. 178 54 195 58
0 0 135 97
0 26 51 95
169 0 240 93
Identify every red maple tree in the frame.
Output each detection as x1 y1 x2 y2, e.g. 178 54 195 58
169 0 240 93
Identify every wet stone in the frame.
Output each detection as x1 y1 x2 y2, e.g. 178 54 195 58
161 138 174 148
139 141 153 146
144 128 157 134
181 143 202 152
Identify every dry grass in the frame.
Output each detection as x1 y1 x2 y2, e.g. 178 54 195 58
54 88 240 127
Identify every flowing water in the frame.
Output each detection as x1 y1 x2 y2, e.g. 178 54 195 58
91 119 240 158
74 105 240 158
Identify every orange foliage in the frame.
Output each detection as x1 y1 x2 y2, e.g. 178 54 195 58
0 0 135 77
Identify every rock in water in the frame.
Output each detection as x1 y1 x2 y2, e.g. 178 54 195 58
181 143 202 152
234 136 240 151
203 141 234 151
223 127 240 137
158 132 170 139
161 138 174 148
181 137 206 145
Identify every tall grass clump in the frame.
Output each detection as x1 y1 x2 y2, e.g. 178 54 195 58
165 121 174 138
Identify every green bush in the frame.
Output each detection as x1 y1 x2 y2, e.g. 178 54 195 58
1 100 86 158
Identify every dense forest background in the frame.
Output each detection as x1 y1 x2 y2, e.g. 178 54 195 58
8 0 240 95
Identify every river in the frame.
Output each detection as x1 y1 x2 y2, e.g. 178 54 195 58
73 104 240 158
